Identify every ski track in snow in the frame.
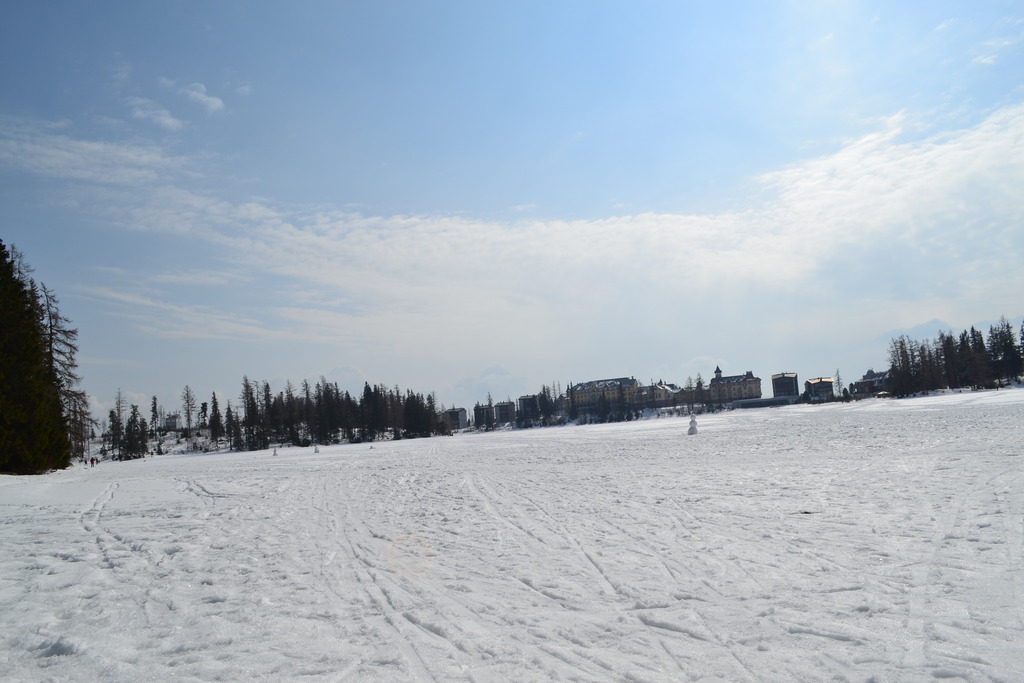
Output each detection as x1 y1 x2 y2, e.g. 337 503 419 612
2 389 1024 681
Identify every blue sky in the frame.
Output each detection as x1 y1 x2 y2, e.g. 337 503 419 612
2 1 1023 418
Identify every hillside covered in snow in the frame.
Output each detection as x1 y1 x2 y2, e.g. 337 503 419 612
2 389 1023 681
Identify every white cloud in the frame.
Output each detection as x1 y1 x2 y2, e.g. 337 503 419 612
971 30 1023 66
59 101 1021 358
225 103 1023 357
984 37 1017 50
125 96 185 131
79 285 283 341
147 269 245 287
0 117 184 185
179 83 225 113
158 78 225 112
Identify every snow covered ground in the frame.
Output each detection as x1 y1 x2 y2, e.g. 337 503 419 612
2 390 1023 682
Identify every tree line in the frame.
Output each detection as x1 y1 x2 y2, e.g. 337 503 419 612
886 317 1023 397
104 377 453 458
1 240 92 474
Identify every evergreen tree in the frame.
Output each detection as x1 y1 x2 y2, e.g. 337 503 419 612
37 285 81 406
114 388 126 435
402 390 437 438
538 385 554 423
967 327 992 387
63 390 93 462
918 341 942 392
225 401 243 451
181 385 196 439
0 240 71 473
150 396 159 438
282 381 300 445
240 376 262 450
108 408 123 460
123 404 148 459
360 382 378 442
208 392 224 444
261 380 274 444
486 392 496 430
988 317 1023 381
426 393 440 435
957 331 973 387
301 379 317 443
937 331 960 389
389 384 404 439
1020 320 1024 369
887 336 915 397
36 283 93 459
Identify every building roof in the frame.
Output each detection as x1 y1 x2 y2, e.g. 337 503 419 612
570 377 637 392
709 370 760 385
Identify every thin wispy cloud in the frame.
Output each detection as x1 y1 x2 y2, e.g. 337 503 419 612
158 78 225 113
125 96 184 131
180 83 225 113
79 285 283 342
146 269 245 287
0 117 183 185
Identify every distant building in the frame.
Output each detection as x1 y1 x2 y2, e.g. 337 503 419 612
445 408 468 432
473 403 494 429
568 377 640 416
635 382 684 409
805 377 835 401
772 372 799 399
850 370 890 397
708 367 762 404
517 395 540 424
494 401 516 425
164 413 181 431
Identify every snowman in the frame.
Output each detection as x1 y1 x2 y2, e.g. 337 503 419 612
687 415 698 435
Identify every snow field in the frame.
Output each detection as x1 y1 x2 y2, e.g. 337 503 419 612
1 389 1023 681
